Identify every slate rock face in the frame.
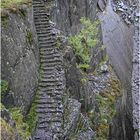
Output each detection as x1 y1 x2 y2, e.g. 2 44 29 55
51 0 98 35
63 98 95 140
131 13 140 140
99 0 139 139
1 5 39 114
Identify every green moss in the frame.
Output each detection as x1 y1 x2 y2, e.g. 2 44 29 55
25 91 39 133
0 80 9 98
0 80 8 93
1 16 9 28
26 30 33 45
77 63 90 72
88 74 121 139
9 108 31 139
1 0 31 11
1 118 17 140
68 17 99 71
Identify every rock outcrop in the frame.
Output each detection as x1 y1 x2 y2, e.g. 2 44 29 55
1 5 39 114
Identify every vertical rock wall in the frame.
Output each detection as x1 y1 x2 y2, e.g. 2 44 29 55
1 6 39 114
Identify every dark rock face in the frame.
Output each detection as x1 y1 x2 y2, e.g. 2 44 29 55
63 46 81 100
1 5 39 114
99 0 139 139
51 0 98 35
63 98 95 140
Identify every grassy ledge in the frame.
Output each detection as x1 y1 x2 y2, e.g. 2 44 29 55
1 0 32 11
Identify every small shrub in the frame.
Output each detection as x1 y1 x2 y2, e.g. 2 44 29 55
1 118 17 140
0 80 9 95
9 108 31 139
26 30 33 45
25 90 39 133
68 17 99 71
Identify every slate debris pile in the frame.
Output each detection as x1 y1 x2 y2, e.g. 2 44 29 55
112 0 139 25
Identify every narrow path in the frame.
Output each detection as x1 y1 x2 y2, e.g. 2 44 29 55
32 0 65 139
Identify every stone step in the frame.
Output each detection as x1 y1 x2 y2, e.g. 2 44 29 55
38 95 62 101
39 71 55 76
36 108 63 114
38 86 63 92
40 74 60 79
38 34 56 39
37 31 56 36
35 22 50 27
40 78 62 83
36 104 63 109
34 12 50 17
40 67 54 71
38 33 56 38
34 18 49 22
40 63 59 68
36 27 53 33
39 41 56 46
35 99 61 105
39 82 63 87
32 1 45 8
35 21 50 26
40 51 60 56
40 52 58 57
38 37 56 42
38 113 62 119
39 47 55 52
40 59 62 64
38 118 62 124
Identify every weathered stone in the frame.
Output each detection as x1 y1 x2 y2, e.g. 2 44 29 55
1 6 39 114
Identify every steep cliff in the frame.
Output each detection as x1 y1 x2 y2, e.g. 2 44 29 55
1 4 39 114
1 0 139 140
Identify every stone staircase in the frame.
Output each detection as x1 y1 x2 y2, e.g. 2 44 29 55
32 0 65 139
32 0 95 139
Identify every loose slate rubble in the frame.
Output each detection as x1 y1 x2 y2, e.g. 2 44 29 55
112 0 139 25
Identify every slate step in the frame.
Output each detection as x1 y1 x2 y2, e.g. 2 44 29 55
40 67 54 71
36 104 63 109
34 12 50 17
39 41 56 46
38 119 62 124
38 113 62 119
40 78 62 82
40 58 61 63
39 82 63 87
35 21 50 26
39 48 55 52
40 52 60 57
35 99 61 105
34 18 49 23
40 51 60 56
36 108 63 114
38 37 56 42
37 31 56 36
